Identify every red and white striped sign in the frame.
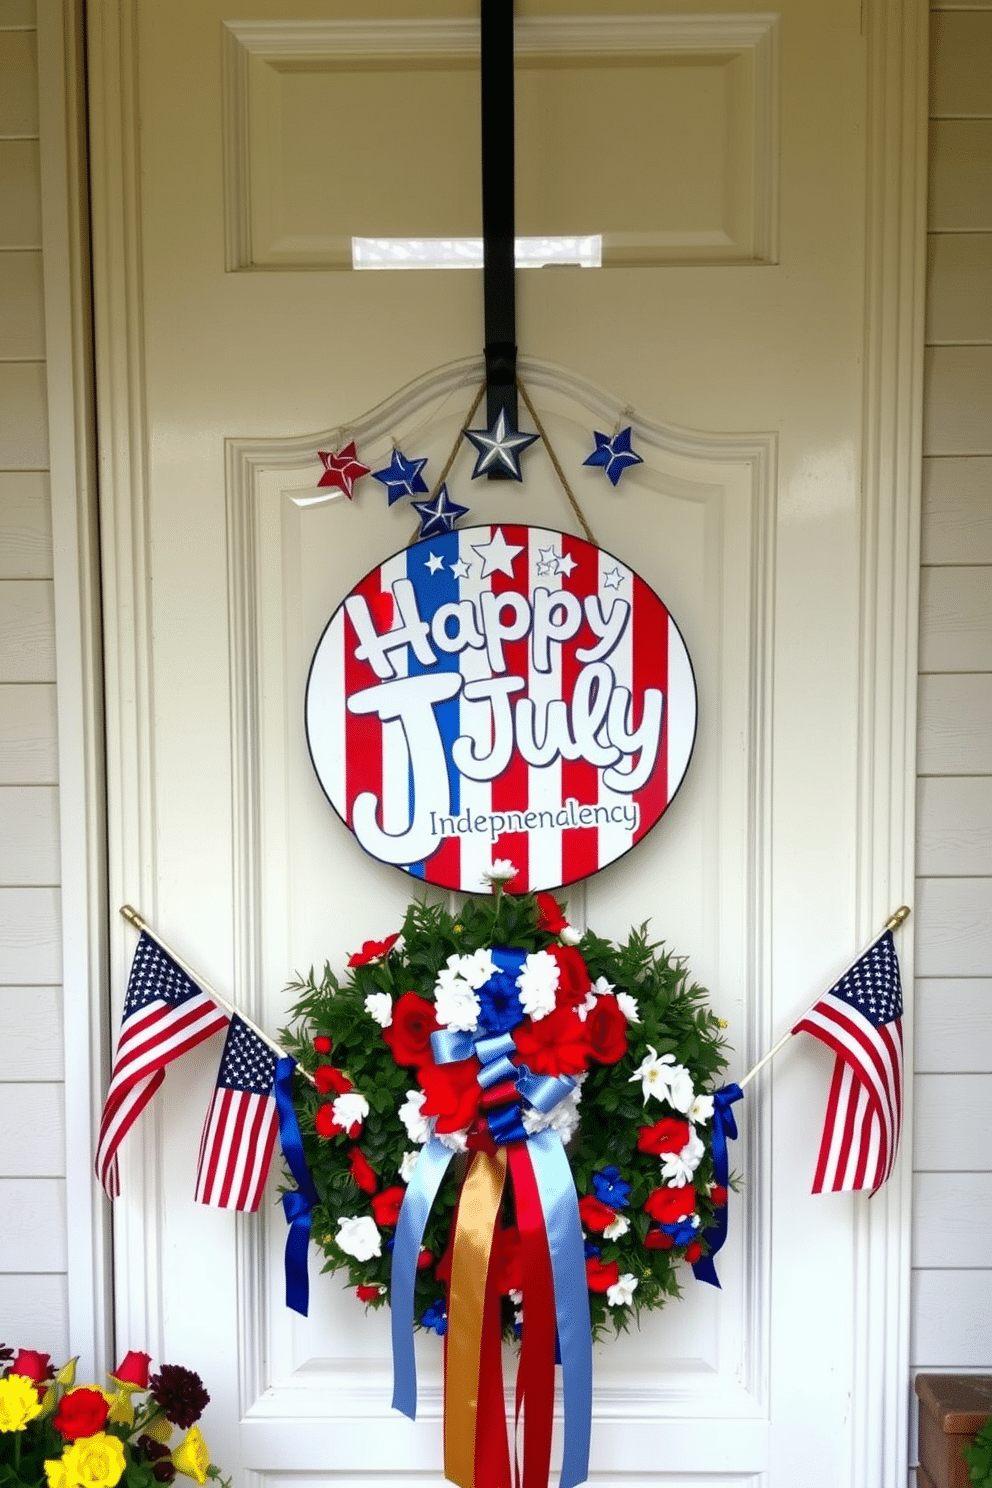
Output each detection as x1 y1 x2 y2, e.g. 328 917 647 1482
305 525 696 894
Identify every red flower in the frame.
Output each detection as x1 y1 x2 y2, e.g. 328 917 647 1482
685 1241 703 1264
547 945 591 1009
536 892 568 934
10 1349 52 1384
314 1103 344 1138
315 1064 352 1096
383 992 440 1068
644 1186 696 1224
419 1057 481 1133
417 1248 434 1270
313 1034 333 1055
513 1005 589 1077
349 1147 378 1194
585 1257 620 1293
584 994 628 1065
643 1228 675 1250
356 1284 383 1302
638 1118 691 1156
53 1387 111 1441
371 1186 406 1227
578 1195 617 1232
347 933 399 967
710 1185 728 1207
110 1350 152 1388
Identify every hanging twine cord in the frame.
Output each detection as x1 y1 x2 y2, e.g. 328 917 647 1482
408 380 487 546
517 378 598 547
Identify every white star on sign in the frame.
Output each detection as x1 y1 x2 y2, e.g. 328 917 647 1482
557 552 578 577
451 558 472 580
536 545 561 576
602 566 625 589
425 552 445 574
471 528 524 578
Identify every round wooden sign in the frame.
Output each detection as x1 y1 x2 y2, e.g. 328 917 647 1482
305 524 696 894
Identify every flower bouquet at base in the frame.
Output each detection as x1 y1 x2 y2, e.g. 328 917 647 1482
0 1346 229 1488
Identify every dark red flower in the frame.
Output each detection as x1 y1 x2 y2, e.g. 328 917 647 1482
313 1034 333 1055
10 1349 52 1384
371 1186 406 1227
53 1387 110 1441
513 1005 589 1077
314 1064 352 1096
137 1437 171 1463
584 994 628 1065
110 1350 152 1389
314 1103 344 1138
536 893 568 935
383 992 440 1068
152 1464 177 1483
547 945 591 1009
149 1364 210 1429
643 1228 675 1250
347 933 399 967
710 1185 728 1207
349 1147 378 1194
637 1118 691 1156
685 1240 703 1264
356 1284 384 1302
644 1186 696 1224
585 1257 620 1293
418 1057 481 1133
578 1195 617 1232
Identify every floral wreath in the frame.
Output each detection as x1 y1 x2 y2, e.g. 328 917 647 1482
281 867 732 1340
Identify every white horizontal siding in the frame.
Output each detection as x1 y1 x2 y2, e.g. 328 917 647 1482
0 1082 64 1174
929 10 992 118
0 986 63 1078
0 886 61 982
0 250 45 358
0 684 58 782
913 1270 992 1369
0 580 55 680
921 457 992 564
0 784 59 882
918 567 992 672
0 1177 67 1268
914 1173 992 1267
0 139 40 247
915 1074 992 1168
0 1273 67 1358
0 3 37 27
923 346 992 452
0 28 36 134
0 472 53 578
916 878 992 976
915 978 992 1071
917 776 992 875
918 675 992 775
928 120 992 232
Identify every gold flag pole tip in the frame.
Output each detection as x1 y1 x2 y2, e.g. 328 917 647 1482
120 904 143 929
885 905 911 931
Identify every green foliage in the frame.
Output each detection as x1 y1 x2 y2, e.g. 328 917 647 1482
963 1420 992 1488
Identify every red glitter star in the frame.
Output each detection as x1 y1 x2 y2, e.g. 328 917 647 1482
316 441 371 499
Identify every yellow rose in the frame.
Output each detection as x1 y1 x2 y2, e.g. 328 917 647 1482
0 1374 44 1432
171 1425 211 1485
61 1431 127 1488
44 1456 70 1488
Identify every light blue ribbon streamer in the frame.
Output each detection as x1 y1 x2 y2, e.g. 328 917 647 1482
390 1134 457 1418
691 1082 743 1289
274 1056 321 1317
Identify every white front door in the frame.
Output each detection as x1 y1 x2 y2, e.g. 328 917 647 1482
87 3 922 1485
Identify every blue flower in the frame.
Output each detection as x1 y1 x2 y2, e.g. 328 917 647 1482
662 1218 698 1247
583 1242 602 1259
477 968 524 1035
592 1165 631 1210
421 1299 448 1335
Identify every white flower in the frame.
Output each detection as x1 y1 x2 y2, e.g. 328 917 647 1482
433 974 480 1032
606 1272 639 1308
460 947 499 989
666 1064 696 1115
559 924 582 946
592 976 615 997
517 949 559 1021
603 1214 630 1241
660 1127 706 1184
399 1150 419 1183
436 1126 469 1153
523 1086 582 1144
481 859 518 887
508 1288 523 1307
364 992 393 1027
629 1045 676 1103
616 992 641 1024
689 1092 715 1124
336 1214 381 1262
399 1089 431 1144
575 990 598 1022
332 1091 370 1134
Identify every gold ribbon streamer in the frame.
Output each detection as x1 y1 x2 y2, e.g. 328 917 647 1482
445 1148 508 1488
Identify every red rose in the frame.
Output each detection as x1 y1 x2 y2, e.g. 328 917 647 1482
585 1257 620 1293
383 992 440 1068
637 1118 691 1156
685 1241 703 1264
314 1102 344 1138
536 892 568 935
53 1387 111 1441
418 1057 481 1133
356 1284 383 1302
417 1248 434 1270
315 1064 352 1096
578 1195 617 1232
643 1228 675 1250
513 1005 589 1077
349 1147 378 1194
584 994 628 1065
110 1349 152 1388
371 1186 406 1227
644 1185 696 1224
710 1185 728 1207
10 1349 52 1384
498 1227 523 1293
347 933 399 967
547 945 591 1009
313 1034 333 1055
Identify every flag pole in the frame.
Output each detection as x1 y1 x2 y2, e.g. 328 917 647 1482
119 904 317 1087
738 905 911 1090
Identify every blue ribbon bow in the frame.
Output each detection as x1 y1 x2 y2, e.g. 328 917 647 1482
691 1081 743 1288
274 1056 321 1315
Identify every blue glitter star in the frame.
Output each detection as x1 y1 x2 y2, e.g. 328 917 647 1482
371 448 430 506
583 427 644 486
463 406 539 481
411 484 469 539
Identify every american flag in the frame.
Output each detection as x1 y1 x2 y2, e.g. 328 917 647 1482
95 933 230 1198
195 1016 280 1211
792 929 903 1193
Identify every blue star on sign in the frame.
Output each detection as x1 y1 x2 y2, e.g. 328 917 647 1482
411 484 469 539
371 448 430 506
463 406 539 481
583 426 644 486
